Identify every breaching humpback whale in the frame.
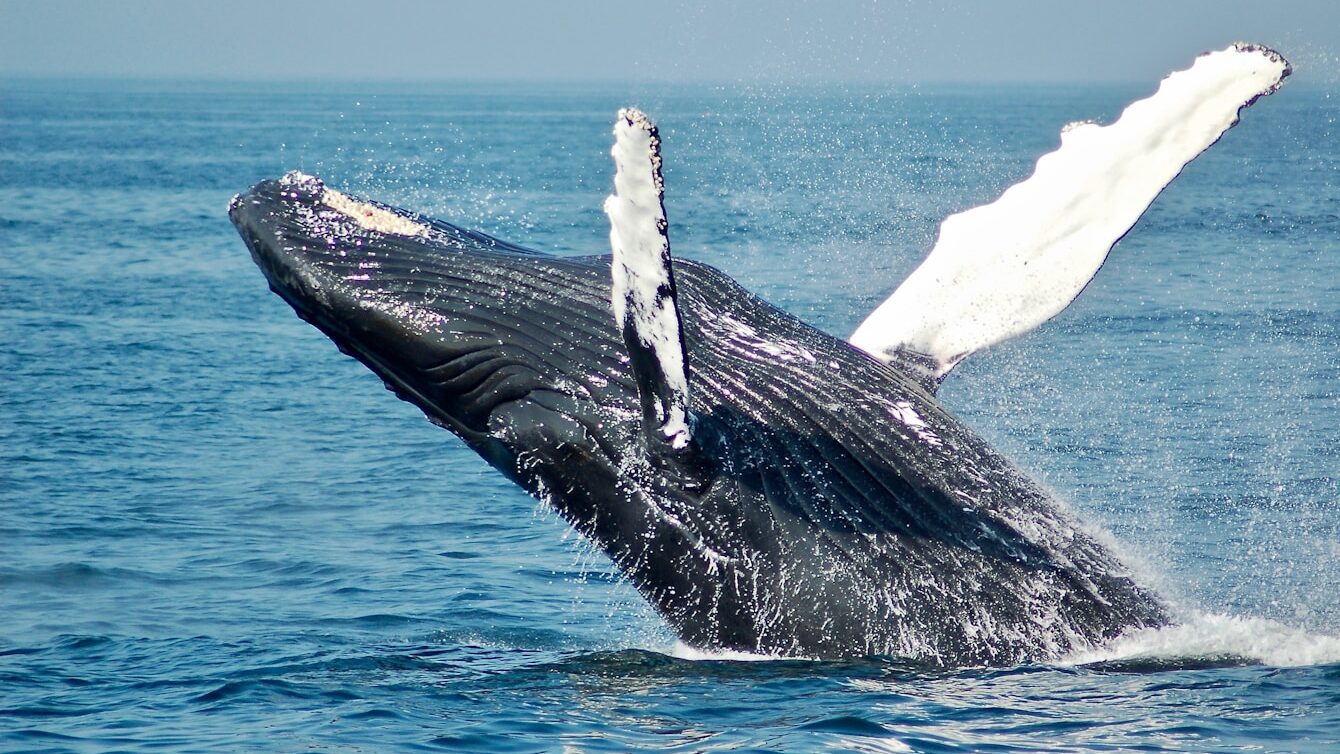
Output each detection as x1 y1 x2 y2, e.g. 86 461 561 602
230 44 1289 665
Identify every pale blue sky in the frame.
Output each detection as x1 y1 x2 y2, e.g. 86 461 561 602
2 0 1337 83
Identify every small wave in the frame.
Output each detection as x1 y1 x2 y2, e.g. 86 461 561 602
436 550 481 560
0 562 165 588
799 714 897 736
1061 612 1340 669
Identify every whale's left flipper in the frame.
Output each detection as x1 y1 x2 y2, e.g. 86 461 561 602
604 108 693 451
850 43 1291 391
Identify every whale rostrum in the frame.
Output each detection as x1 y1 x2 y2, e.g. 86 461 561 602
230 44 1289 665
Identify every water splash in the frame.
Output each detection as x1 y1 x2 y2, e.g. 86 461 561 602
1063 612 1340 668
667 640 801 662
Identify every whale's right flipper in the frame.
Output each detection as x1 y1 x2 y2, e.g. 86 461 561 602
850 43 1291 391
604 108 694 452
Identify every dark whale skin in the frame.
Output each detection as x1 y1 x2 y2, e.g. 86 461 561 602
230 173 1169 665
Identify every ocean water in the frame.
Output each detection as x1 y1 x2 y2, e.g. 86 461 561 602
2 75 1338 752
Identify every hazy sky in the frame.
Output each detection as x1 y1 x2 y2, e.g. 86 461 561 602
2 0 1337 84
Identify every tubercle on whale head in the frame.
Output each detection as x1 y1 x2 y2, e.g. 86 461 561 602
322 187 431 237
264 170 434 237
274 169 323 198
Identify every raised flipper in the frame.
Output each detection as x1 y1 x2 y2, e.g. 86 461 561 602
604 108 693 451
849 43 1290 391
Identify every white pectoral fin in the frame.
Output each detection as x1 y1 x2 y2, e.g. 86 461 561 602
849 43 1291 389
604 108 693 450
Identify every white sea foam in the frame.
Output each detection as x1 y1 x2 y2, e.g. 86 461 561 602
668 640 803 662
667 613 1340 669
1061 612 1340 668
835 738 914 754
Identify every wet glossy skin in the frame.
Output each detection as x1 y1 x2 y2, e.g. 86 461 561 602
232 174 1168 665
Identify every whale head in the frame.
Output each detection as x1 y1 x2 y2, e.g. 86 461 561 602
230 172 626 479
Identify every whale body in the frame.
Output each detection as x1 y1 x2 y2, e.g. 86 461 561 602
230 44 1288 665
231 172 1169 665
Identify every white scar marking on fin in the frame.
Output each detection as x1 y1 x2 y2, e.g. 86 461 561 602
604 107 692 449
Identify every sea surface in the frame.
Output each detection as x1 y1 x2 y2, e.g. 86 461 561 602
2 75 1338 752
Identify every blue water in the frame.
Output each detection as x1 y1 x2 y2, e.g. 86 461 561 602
3 76 1339 752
